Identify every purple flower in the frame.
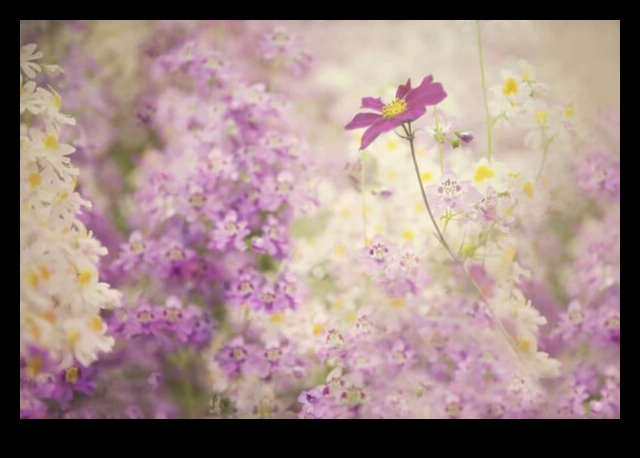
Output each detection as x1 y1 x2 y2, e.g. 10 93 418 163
456 131 474 144
260 342 307 380
126 301 162 338
360 234 394 273
260 26 313 78
227 265 262 307
574 151 620 201
112 231 148 274
345 75 447 150
427 171 482 218
182 304 215 347
50 365 97 408
251 215 290 259
276 270 302 310
209 211 250 252
160 296 189 341
552 300 589 342
379 243 430 296
215 336 256 379
249 284 289 313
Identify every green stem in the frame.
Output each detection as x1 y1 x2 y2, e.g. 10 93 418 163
360 152 368 246
442 213 451 236
403 123 458 262
536 130 554 182
433 106 444 173
476 20 493 163
403 121 535 379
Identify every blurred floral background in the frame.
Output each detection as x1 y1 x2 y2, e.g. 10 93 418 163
20 20 619 419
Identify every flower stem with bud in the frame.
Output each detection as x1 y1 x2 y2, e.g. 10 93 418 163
402 122 458 261
400 121 535 378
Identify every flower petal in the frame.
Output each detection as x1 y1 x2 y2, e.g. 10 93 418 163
394 106 426 124
404 76 447 108
396 79 412 99
361 97 384 111
360 118 399 150
345 112 382 130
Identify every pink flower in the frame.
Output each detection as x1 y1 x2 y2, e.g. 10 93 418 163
345 75 447 150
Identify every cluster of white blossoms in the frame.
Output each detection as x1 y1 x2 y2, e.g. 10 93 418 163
20 44 122 371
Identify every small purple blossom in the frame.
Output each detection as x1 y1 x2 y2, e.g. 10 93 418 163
50 365 97 408
251 215 290 258
428 171 482 218
575 151 620 201
215 336 258 379
361 234 393 273
209 211 251 252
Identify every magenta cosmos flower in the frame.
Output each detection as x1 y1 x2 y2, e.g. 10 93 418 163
345 75 447 150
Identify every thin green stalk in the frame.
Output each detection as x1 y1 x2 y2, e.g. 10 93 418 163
403 123 458 262
361 152 368 246
536 130 554 182
476 20 493 163
433 106 444 173
403 121 536 380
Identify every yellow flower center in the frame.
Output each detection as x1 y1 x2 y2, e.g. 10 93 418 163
232 347 246 361
27 356 43 378
26 271 39 288
68 330 81 346
523 181 535 199
39 265 50 281
517 338 532 353
270 313 285 324
391 297 405 308
77 269 92 285
42 310 56 323
53 94 62 110
563 106 574 119
502 77 518 96
535 111 549 125
569 310 584 323
446 402 462 417
43 134 58 150
90 316 104 332
501 247 516 266
28 172 42 188
313 323 324 336
606 316 620 330
65 367 79 383
402 230 415 242
342 388 363 407
381 99 408 120
189 192 206 208
474 165 495 182
272 31 290 44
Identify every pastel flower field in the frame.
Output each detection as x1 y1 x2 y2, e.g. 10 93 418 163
20 20 620 419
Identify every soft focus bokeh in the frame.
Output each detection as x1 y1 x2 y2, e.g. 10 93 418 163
20 20 619 419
